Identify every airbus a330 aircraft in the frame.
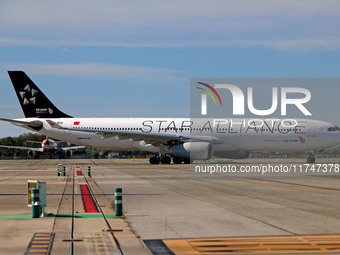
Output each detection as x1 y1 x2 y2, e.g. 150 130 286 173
0 137 85 159
1 71 340 164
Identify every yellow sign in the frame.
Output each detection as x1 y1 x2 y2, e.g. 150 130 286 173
27 180 38 207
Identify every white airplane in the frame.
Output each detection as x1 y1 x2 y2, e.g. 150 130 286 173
0 137 85 159
1 71 340 164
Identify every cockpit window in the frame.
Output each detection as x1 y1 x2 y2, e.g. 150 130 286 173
328 126 340 131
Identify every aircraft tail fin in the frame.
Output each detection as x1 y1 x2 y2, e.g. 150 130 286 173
8 71 72 118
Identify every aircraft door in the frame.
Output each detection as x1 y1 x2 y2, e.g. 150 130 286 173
307 123 316 137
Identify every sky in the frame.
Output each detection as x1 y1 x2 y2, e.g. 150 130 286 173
1 0 340 138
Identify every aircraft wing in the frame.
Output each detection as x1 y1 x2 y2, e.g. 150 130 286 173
0 145 43 152
46 120 225 146
113 132 225 145
0 118 43 128
55 146 87 151
87 131 225 146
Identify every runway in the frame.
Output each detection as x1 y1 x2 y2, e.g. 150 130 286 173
89 158 340 237
90 158 340 254
0 158 339 254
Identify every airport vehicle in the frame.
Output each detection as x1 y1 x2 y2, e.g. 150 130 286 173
0 137 85 159
1 71 340 164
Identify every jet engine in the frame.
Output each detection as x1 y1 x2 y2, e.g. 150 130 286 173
65 150 72 157
27 150 36 158
170 142 213 160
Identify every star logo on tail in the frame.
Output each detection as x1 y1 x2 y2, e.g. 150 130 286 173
20 84 38 105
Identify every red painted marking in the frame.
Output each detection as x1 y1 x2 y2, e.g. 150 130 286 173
299 136 306 144
77 171 82 176
79 184 98 213
73 121 80 125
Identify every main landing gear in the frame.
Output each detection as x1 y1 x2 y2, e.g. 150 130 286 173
307 150 315 163
149 155 171 164
149 155 192 164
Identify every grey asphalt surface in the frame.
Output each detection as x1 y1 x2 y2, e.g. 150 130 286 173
89 158 340 239
1 158 340 255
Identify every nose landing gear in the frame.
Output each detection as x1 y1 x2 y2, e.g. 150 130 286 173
307 150 315 163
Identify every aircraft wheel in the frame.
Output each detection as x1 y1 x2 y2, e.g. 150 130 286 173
173 157 182 164
307 150 316 164
183 158 192 164
307 157 315 163
161 156 171 164
149 156 160 164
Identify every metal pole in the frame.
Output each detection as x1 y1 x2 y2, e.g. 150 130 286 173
31 188 40 218
87 166 91 177
115 187 123 216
